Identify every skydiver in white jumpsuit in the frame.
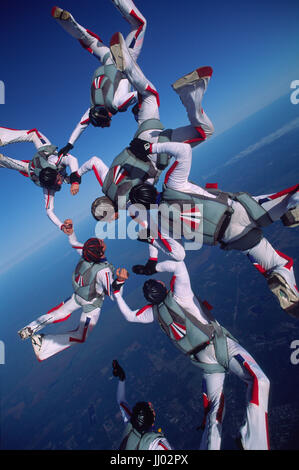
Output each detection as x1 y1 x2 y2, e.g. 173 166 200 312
84 29 214 219
51 0 147 157
126 140 299 318
0 126 81 231
17 221 128 361
112 260 271 450
112 360 172 450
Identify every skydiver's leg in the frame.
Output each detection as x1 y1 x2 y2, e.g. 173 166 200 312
199 371 225 450
111 0 147 62
227 339 270 450
252 184 299 226
220 199 299 316
245 237 299 316
0 127 51 149
171 67 214 147
18 295 80 339
0 154 29 174
51 7 113 63
31 308 101 361
110 32 160 124
77 156 109 188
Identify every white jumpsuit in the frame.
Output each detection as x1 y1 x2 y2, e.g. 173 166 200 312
77 43 214 190
22 231 115 361
135 141 299 310
113 260 270 450
116 379 172 450
53 0 147 146
0 126 79 229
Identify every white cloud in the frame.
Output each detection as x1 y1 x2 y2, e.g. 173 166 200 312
224 117 299 167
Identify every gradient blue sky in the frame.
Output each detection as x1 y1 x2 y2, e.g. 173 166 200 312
0 0 299 274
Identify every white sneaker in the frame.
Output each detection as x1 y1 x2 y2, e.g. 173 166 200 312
31 334 44 354
267 273 299 318
51 6 70 20
281 207 299 228
18 326 34 340
110 31 150 95
172 66 213 91
110 32 128 72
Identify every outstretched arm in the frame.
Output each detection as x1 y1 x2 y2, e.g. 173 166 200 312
68 108 91 147
63 221 84 256
113 287 154 324
112 360 131 424
43 189 64 229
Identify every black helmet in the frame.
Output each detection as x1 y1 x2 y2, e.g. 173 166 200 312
89 106 111 127
39 167 59 189
143 279 168 305
129 183 158 209
131 402 155 434
82 238 105 263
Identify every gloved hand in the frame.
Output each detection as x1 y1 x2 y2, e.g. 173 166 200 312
132 259 157 276
58 142 74 158
61 219 73 235
129 138 152 161
112 268 129 293
112 360 126 381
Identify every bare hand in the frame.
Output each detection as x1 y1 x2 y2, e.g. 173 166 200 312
116 268 129 281
70 183 80 195
61 219 73 235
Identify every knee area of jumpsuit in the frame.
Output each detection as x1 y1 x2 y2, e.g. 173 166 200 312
204 123 215 139
90 156 103 165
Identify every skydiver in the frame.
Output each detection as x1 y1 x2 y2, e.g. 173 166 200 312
112 360 172 450
112 260 270 450
88 30 214 219
17 220 128 361
123 139 299 318
0 126 81 231
51 0 147 157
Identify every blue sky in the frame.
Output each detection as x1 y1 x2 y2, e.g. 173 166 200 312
0 0 299 273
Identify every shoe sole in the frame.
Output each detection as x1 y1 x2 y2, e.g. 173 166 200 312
172 66 213 91
267 273 299 317
110 32 126 71
18 329 32 340
51 7 70 20
281 207 299 228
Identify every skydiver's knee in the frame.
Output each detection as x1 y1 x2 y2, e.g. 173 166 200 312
89 156 105 169
204 122 214 139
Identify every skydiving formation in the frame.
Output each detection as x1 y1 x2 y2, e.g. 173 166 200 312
2 0 298 452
